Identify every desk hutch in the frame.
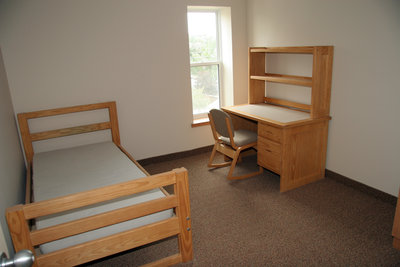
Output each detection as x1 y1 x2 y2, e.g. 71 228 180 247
223 46 333 192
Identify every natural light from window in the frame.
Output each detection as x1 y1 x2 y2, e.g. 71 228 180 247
187 11 221 119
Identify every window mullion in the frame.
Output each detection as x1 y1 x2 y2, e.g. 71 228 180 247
190 62 221 67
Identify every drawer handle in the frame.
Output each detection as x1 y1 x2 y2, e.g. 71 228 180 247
264 149 272 152
266 131 273 134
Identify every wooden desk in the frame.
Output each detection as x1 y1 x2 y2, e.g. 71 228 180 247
223 103 330 192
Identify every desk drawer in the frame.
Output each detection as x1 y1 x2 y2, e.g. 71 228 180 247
258 123 282 143
258 136 281 174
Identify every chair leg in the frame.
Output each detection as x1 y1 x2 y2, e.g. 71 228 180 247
208 143 262 180
226 149 241 179
224 155 242 163
227 149 263 180
208 143 231 168
228 166 263 180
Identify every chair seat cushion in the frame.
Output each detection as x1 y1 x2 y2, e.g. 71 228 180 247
220 129 258 147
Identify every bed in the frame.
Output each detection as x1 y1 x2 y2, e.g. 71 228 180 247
6 101 193 266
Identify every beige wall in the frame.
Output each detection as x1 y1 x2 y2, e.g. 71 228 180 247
0 47 25 255
247 0 400 196
0 0 248 160
0 0 399 208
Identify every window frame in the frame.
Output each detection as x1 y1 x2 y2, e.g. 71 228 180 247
187 9 223 122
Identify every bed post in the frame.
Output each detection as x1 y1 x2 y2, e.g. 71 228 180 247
6 205 38 267
174 168 193 262
17 113 34 165
108 101 121 146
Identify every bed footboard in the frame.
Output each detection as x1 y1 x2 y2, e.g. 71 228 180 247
6 168 193 267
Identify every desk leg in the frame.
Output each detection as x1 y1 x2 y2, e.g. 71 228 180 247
280 120 329 192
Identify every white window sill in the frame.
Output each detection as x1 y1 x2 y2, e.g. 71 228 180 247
191 117 210 128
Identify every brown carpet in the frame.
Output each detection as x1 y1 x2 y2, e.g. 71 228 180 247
85 152 400 266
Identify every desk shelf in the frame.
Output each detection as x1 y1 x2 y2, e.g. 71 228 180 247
249 46 333 118
250 73 312 87
233 46 334 192
250 47 315 54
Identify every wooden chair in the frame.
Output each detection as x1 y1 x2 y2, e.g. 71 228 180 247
208 109 263 180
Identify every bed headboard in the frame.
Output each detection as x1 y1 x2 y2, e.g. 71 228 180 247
17 101 120 166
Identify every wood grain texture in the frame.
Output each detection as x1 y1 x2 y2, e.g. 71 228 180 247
30 195 178 246
30 122 111 141
108 101 121 145
5 205 38 267
25 163 32 204
17 113 34 165
174 168 194 262
251 73 312 87
280 120 329 192
248 47 266 104
264 97 311 111
17 101 119 165
239 46 333 191
208 110 263 180
311 46 334 118
36 218 181 267
250 46 314 54
10 102 194 266
7 168 193 266
22 171 176 219
18 102 116 119
258 136 282 174
230 113 258 133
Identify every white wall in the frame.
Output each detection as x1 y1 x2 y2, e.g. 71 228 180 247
247 0 400 196
2 0 398 198
0 47 25 255
0 226 9 257
0 0 248 160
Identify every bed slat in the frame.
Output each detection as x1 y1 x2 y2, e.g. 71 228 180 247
19 102 116 119
30 195 178 246
35 217 181 267
17 101 120 165
11 101 193 266
30 122 111 141
23 171 176 220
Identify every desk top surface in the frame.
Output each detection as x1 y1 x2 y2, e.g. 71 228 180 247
222 103 311 125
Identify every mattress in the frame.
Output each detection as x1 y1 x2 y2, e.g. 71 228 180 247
32 141 173 253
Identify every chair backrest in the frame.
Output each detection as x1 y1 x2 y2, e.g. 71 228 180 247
209 109 234 138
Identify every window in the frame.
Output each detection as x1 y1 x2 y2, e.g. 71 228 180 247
187 10 221 122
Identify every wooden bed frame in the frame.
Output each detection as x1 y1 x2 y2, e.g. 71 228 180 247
6 101 193 266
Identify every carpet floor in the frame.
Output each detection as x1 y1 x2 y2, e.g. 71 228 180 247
85 151 400 266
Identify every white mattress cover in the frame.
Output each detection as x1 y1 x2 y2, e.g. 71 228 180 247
33 142 173 253
227 104 310 123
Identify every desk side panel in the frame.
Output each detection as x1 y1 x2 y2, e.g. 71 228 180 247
280 120 329 192
249 49 266 104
